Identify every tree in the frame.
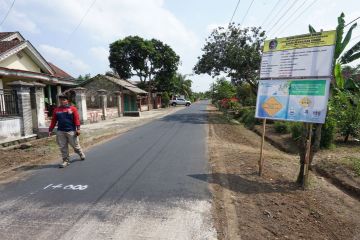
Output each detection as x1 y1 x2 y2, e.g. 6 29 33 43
296 13 360 184
310 13 360 90
211 77 236 102
156 73 193 99
194 23 266 93
76 73 91 84
109 36 180 108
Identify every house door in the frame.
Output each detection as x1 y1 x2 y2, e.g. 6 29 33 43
124 94 130 111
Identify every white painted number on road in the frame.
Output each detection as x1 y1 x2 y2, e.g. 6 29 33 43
43 184 88 191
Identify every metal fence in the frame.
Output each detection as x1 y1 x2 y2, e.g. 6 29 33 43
0 89 19 116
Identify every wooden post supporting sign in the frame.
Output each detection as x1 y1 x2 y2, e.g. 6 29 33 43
303 123 313 189
258 118 267 176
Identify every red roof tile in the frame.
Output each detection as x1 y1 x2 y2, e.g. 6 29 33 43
0 40 22 54
48 62 74 80
0 32 15 40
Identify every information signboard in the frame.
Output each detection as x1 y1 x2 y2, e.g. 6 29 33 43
260 31 336 79
255 79 331 123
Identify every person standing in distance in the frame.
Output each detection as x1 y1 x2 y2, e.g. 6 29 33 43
49 94 85 168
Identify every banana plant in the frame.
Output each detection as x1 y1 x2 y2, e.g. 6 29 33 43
309 13 360 90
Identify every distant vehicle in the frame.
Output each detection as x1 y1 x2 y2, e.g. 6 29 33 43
170 97 191 107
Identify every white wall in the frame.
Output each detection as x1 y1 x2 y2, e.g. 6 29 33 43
0 51 41 72
0 117 22 142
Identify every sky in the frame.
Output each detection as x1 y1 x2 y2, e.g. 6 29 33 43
0 0 359 92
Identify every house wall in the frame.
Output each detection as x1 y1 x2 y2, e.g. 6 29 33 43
82 77 121 92
0 51 41 73
0 117 22 142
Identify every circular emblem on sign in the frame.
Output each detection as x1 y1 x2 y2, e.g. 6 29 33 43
91 95 95 102
269 40 278 50
299 97 312 107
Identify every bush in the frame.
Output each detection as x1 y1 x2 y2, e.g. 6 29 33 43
331 92 360 142
228 101 241 112
290 122 304 142
161 92 170 108
320 115 337 149
238 108 257 129
274 121 291 134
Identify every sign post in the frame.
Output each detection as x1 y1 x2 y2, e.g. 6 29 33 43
303 123 313 189
255 30 336 187
258 118 267 176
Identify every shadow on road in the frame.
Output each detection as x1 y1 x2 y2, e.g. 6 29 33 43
161 113 208 125
12 159 83 172
188 173 299 194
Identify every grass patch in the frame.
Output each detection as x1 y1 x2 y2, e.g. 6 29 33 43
348 157 360 176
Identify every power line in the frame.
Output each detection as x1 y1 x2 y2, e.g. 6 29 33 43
263 0 288 29
240 0 255 26
260 0 282 28
0 0 16 27
345 16 360 27
229 0 241 24
267 1 298 34
66 0 97 43
270 0 319 38
272 0 307 36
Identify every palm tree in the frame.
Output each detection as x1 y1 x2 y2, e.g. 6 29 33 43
172 73 193 98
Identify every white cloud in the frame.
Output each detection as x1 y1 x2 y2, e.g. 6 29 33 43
39 44 89 72
90 46 109 63
0 1 39 33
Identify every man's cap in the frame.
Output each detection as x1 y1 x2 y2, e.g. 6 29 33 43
58 94 68 99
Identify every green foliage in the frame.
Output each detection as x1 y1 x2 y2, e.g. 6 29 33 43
228 101 241 112
290 122 304 142
236 83 257 106
194 23 265 93
308 25 316 34
310 13 360 90
211 77 236 102
236 107 257 129
274 121 291 134
332 91 360 142
76 73 91 84
320 116 337 149
161 92 170 107
351 157 360 176
109 36 180 86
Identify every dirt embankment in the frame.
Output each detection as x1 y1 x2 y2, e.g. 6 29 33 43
207 106 360 240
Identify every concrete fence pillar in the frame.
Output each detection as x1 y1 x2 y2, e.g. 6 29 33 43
32 82 46 131
97 89 107 120
72 87 88 124
56 85 62 106
8 81 33 136
114 91 122 117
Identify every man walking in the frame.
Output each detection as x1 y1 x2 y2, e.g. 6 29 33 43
49 94 85 168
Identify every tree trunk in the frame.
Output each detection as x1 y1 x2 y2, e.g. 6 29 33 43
296 123 322 185
344 133 349 143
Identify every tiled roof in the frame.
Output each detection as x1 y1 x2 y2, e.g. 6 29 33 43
48 62 74 80
104 75 147 94
0 39 22 54
0 32 15 41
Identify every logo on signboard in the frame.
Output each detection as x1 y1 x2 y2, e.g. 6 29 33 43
262 97 283 116
269 40 278 50
299 97 312 107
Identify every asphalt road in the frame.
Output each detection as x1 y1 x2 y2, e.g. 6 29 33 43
0 101 216 240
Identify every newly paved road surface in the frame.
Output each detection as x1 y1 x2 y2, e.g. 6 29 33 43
0 101 216 240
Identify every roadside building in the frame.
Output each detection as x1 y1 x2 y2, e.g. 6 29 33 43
0 31 76 144
80 74 147 122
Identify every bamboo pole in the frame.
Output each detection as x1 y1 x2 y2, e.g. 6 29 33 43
303 123 313 189
259 118 267 176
